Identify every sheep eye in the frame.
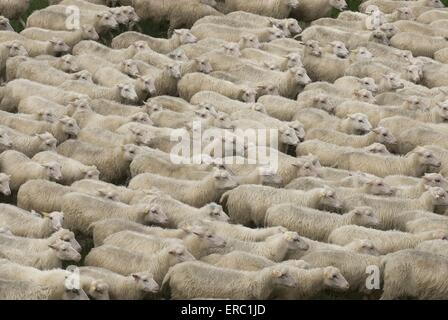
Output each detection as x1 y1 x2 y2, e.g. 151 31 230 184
436 179 441 183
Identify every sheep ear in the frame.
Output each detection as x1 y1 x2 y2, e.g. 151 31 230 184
48 243 58 250
372 127 381 134
97 189 108 196
271 269 283 277
173 29 182 35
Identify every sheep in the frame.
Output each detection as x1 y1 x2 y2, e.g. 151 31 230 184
342 187 448 230
0 204 64 238
241 49 302 71
293 108 372 135
306 127 397 150
111 29 197 53
0 150 62 191
26 6 118 34
302 50 350 83
225 12 302 36
417 8 448 23
56 141 138 184
381 249 448 300
148 96 196 113
265 205 379 242
161 261 298 300
0 126 56 157
393 173 448 198
360 0 444 14
219 0 299 19
257 94 325 121
0 173 10 197
73 54 140 78
0 16 14 31
392 20 448 39
0 228 80 253
0 260 90 300
129 169 238 208
291 0 347 21
301 249 383 298
191 23 285 43
0 239 81 269
78 127 151 149
0 0 30 23
16 179 75 214
89 219 188 247
103 227 226 260
79 266 159 300
13 59 92 87
177 73 257 103
72 109 150 131
190 91 265 115
390 32 448 58
335 146 441 178
72 40 142 64
415 239 448 258
329 225 447 255
38 54 81 73
0 41 28 82
0 79 86 112
220 185 343 227
0 279 61 300
87 99 148 118
0 32 70 57
85 244 195 282
20 25 99 48
60 192 168 235
32 151 99 185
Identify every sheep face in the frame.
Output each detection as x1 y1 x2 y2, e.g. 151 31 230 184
286 53 303 69
143 102 163 114
131 272 159 293
403 96 430 111
5 41 28 57
318 188 344 211
310 94 335 114
97 189 120 202
258 166 283 187
364 143 389 155
352 47 373 61
49 240 81 262
59 55 80 73
427 187 448 206
288 121 306 141
43 161 63 181
358 77 378 93
426 0 445 8
323 267 349 291
59 230 82 252
222 43 241 57
330 41 349 59
279 127 299 146
81 167 100 180
372 127 397 145
72 70 92 82
46 211 64 231
203 203 230 222
283 231 309 251
422 173 448 190
87 280 110 300
213 112 233 130
49 38 70 56
271 20 291 37
96 11 119 30
413 147 441 168
240 88 257 103
167 245 196 264
117 83 138 102
36 132 57 151
436 101 448 121
129 127 153 146
168 49 189 62
305 40 322 57
291 67 311 86
194 58 213 74
395 7 415 21
110 8 129 25
212 169 238 191
382 73 404 90
271 268 299 288
268 28 285 41
81 25 99 41
122 144 139 161
59 117 80 139
286 19 302 35
351 207 380 227
144 205 169 226
121 60 140 77
370 30 389 46
353 89 376 104
173 29 197 45
380 24 399 39
0 130 13 149
292 159 320 178
365 178 395 196
166 63 182 79
351 239 380 256
330 0 347 10
130 112 152 126
121 6 140 24
346 113 372 134
0 174 11 196
0 16 13 31
191 227 227 249
239 34 260 49
405 65 423 84
257 84 279 96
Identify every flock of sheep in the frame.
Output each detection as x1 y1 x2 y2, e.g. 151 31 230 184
1 0 448 300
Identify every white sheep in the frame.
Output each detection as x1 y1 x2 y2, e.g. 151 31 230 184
0 16 15 31
291 0 347 21
221 185 343 227
360 0 444 14
85 244 195 283
129 169 238 208
0 0 30 23
61 192 168 235
20 25 99 48
161 261 298 300
219 0 299 19
390 32 448 58
265 204 379 242
56 140 138 183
